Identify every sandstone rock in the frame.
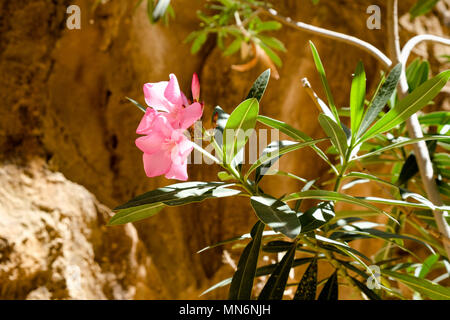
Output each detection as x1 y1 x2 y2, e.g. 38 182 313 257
0 159 169 299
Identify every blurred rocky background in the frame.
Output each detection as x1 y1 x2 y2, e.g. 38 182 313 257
0 0 449 299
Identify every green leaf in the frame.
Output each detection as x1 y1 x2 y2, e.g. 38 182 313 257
246 69 271 102
223 38 242 56
357 195 449 211
255 21 282 32
283 190 395 222
254 140 296 184
309 41 340 123
108 203 165 226
359 70 450 143
248 139 328 182
294 258 318 300
257 35 287 52
298 202 335 233
318 271 338 300
115 182 240 209
191 32 208 54
259 42 282 67
410 0 440 18
229 221 265 300
434 153 450 168
109 182 240 225
356 135 450 160
202 257 317 296
257 116 314 142
408 60 430 91
315 235 372 262
350 276 381 300
382 269 450 300
223 98 259 164
258 242 296 300
250 196 301 239
418 254 440 279
126 97 146 113
419 111 450 126
262 240 294 253
350 61 366 138
318 114 348 158
358 63 402 137
212 106 230 148
257 115 335 172
218 171 234 181
152 0 171 22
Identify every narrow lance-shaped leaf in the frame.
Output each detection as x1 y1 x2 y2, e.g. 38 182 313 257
298 202 335 234
202 257 317 296
358 63 402 137
212 106 229 148
249 138 328 183
258 242 296 300
319 114 348 158
282 190 396 222
108 203 165 226
294 258 318 300
126 97 146 113
309 41 340 122
229 221 265 300
109 182 241 225
318 271 338 300
382 269 450 300
251 196 301 239
356 135 450 160
350 61 366 139
359 70 450 143
246 69 271 102
223 98 259 164
350 276 381 300
408 60 430 91
257 115 336 173
410 0 440 18
418 254 440 279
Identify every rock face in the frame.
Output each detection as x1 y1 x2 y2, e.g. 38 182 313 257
0 159 171 299
0 0 448 299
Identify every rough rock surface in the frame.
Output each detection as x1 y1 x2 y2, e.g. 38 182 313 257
0 159 172 299
0 0 448 299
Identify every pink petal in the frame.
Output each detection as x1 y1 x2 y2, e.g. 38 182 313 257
180 102 203 129
136 108 158 134
181 92 190 106
143 82 171 112
164 74 184 106
191 73 200 101
170 135 193 165
135 133 166 154
165 160 189 181
142 151 171 178
152 114 175 137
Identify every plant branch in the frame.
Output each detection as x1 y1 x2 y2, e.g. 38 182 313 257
387 0 450 258
400 34 450 66
259 7 392 68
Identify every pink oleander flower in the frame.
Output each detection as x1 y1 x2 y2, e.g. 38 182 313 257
143 73 203 130
136 108 194 181
135 73 203 181
191 72 200 102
